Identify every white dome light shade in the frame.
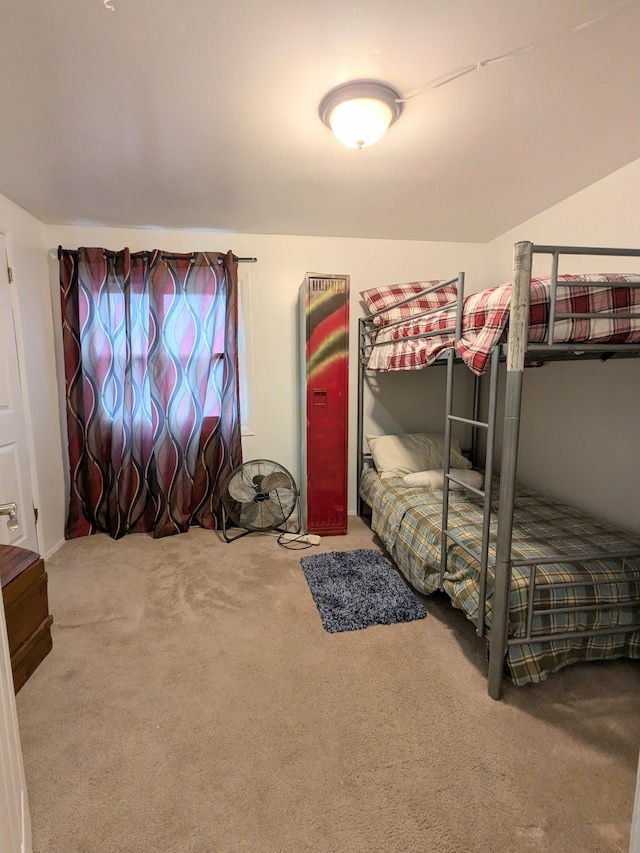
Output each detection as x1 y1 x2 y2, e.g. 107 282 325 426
329 98 393 149
319 80 403 149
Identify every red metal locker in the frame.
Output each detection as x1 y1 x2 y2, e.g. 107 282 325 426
299 273 349 535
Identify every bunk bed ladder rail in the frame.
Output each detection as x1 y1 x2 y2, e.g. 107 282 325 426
439 273 465 599
439 349 500 633
357 317 367 517
440 275 500 640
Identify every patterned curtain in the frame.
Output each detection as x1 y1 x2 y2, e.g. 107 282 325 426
59 247 243 539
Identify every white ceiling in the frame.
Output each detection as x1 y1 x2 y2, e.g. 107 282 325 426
1 0 640 242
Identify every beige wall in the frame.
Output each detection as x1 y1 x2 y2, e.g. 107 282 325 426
45 225 483 524
3 155 640 548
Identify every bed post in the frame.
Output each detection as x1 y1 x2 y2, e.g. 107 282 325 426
487 240 533 700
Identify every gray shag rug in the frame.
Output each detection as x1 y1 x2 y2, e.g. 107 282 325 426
300 548 426 633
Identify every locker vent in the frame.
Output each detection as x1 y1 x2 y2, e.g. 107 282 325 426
309 277 348 294
311 509 345 531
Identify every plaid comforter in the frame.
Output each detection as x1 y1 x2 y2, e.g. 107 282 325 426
367 274 640 374
360 468 640 685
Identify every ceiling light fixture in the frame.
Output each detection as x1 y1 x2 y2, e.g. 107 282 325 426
319 80 403 149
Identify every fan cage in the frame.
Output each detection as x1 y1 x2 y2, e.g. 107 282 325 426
222 459 301 542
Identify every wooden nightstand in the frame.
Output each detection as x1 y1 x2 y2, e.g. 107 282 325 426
0 545 53 693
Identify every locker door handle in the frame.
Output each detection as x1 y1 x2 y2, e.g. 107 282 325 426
312 390 328 408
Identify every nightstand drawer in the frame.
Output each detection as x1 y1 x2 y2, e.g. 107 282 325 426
1 546 53 693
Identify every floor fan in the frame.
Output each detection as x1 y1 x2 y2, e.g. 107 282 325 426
221 459 301 542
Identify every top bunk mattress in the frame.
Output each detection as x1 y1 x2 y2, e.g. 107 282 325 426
361 274 640 374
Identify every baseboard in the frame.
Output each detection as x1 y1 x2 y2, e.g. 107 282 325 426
44 538 66 559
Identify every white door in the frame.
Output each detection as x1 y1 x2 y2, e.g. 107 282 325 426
0 601 31 853
0 234 38 552
0 234 33 850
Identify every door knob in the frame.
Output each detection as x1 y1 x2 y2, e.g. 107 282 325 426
0 503 19 531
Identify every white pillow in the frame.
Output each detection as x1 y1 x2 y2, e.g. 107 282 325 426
365 432 471 479
403 468 484 490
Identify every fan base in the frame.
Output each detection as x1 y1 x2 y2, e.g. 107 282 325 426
221 505 301 544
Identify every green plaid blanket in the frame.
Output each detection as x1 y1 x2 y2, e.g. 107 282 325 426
360 468 640 685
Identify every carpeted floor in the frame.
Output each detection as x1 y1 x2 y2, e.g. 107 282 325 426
15 516 640 852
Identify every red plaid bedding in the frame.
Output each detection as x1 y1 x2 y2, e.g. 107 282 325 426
365 274 640 374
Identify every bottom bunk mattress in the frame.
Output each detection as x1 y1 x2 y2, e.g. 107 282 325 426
360 467 640 685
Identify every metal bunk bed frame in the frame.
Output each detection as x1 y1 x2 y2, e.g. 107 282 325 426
357 240 640 699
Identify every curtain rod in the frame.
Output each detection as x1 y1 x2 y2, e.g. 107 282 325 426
57 246 257 264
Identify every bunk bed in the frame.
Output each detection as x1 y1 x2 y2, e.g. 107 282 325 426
357 241 640 699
